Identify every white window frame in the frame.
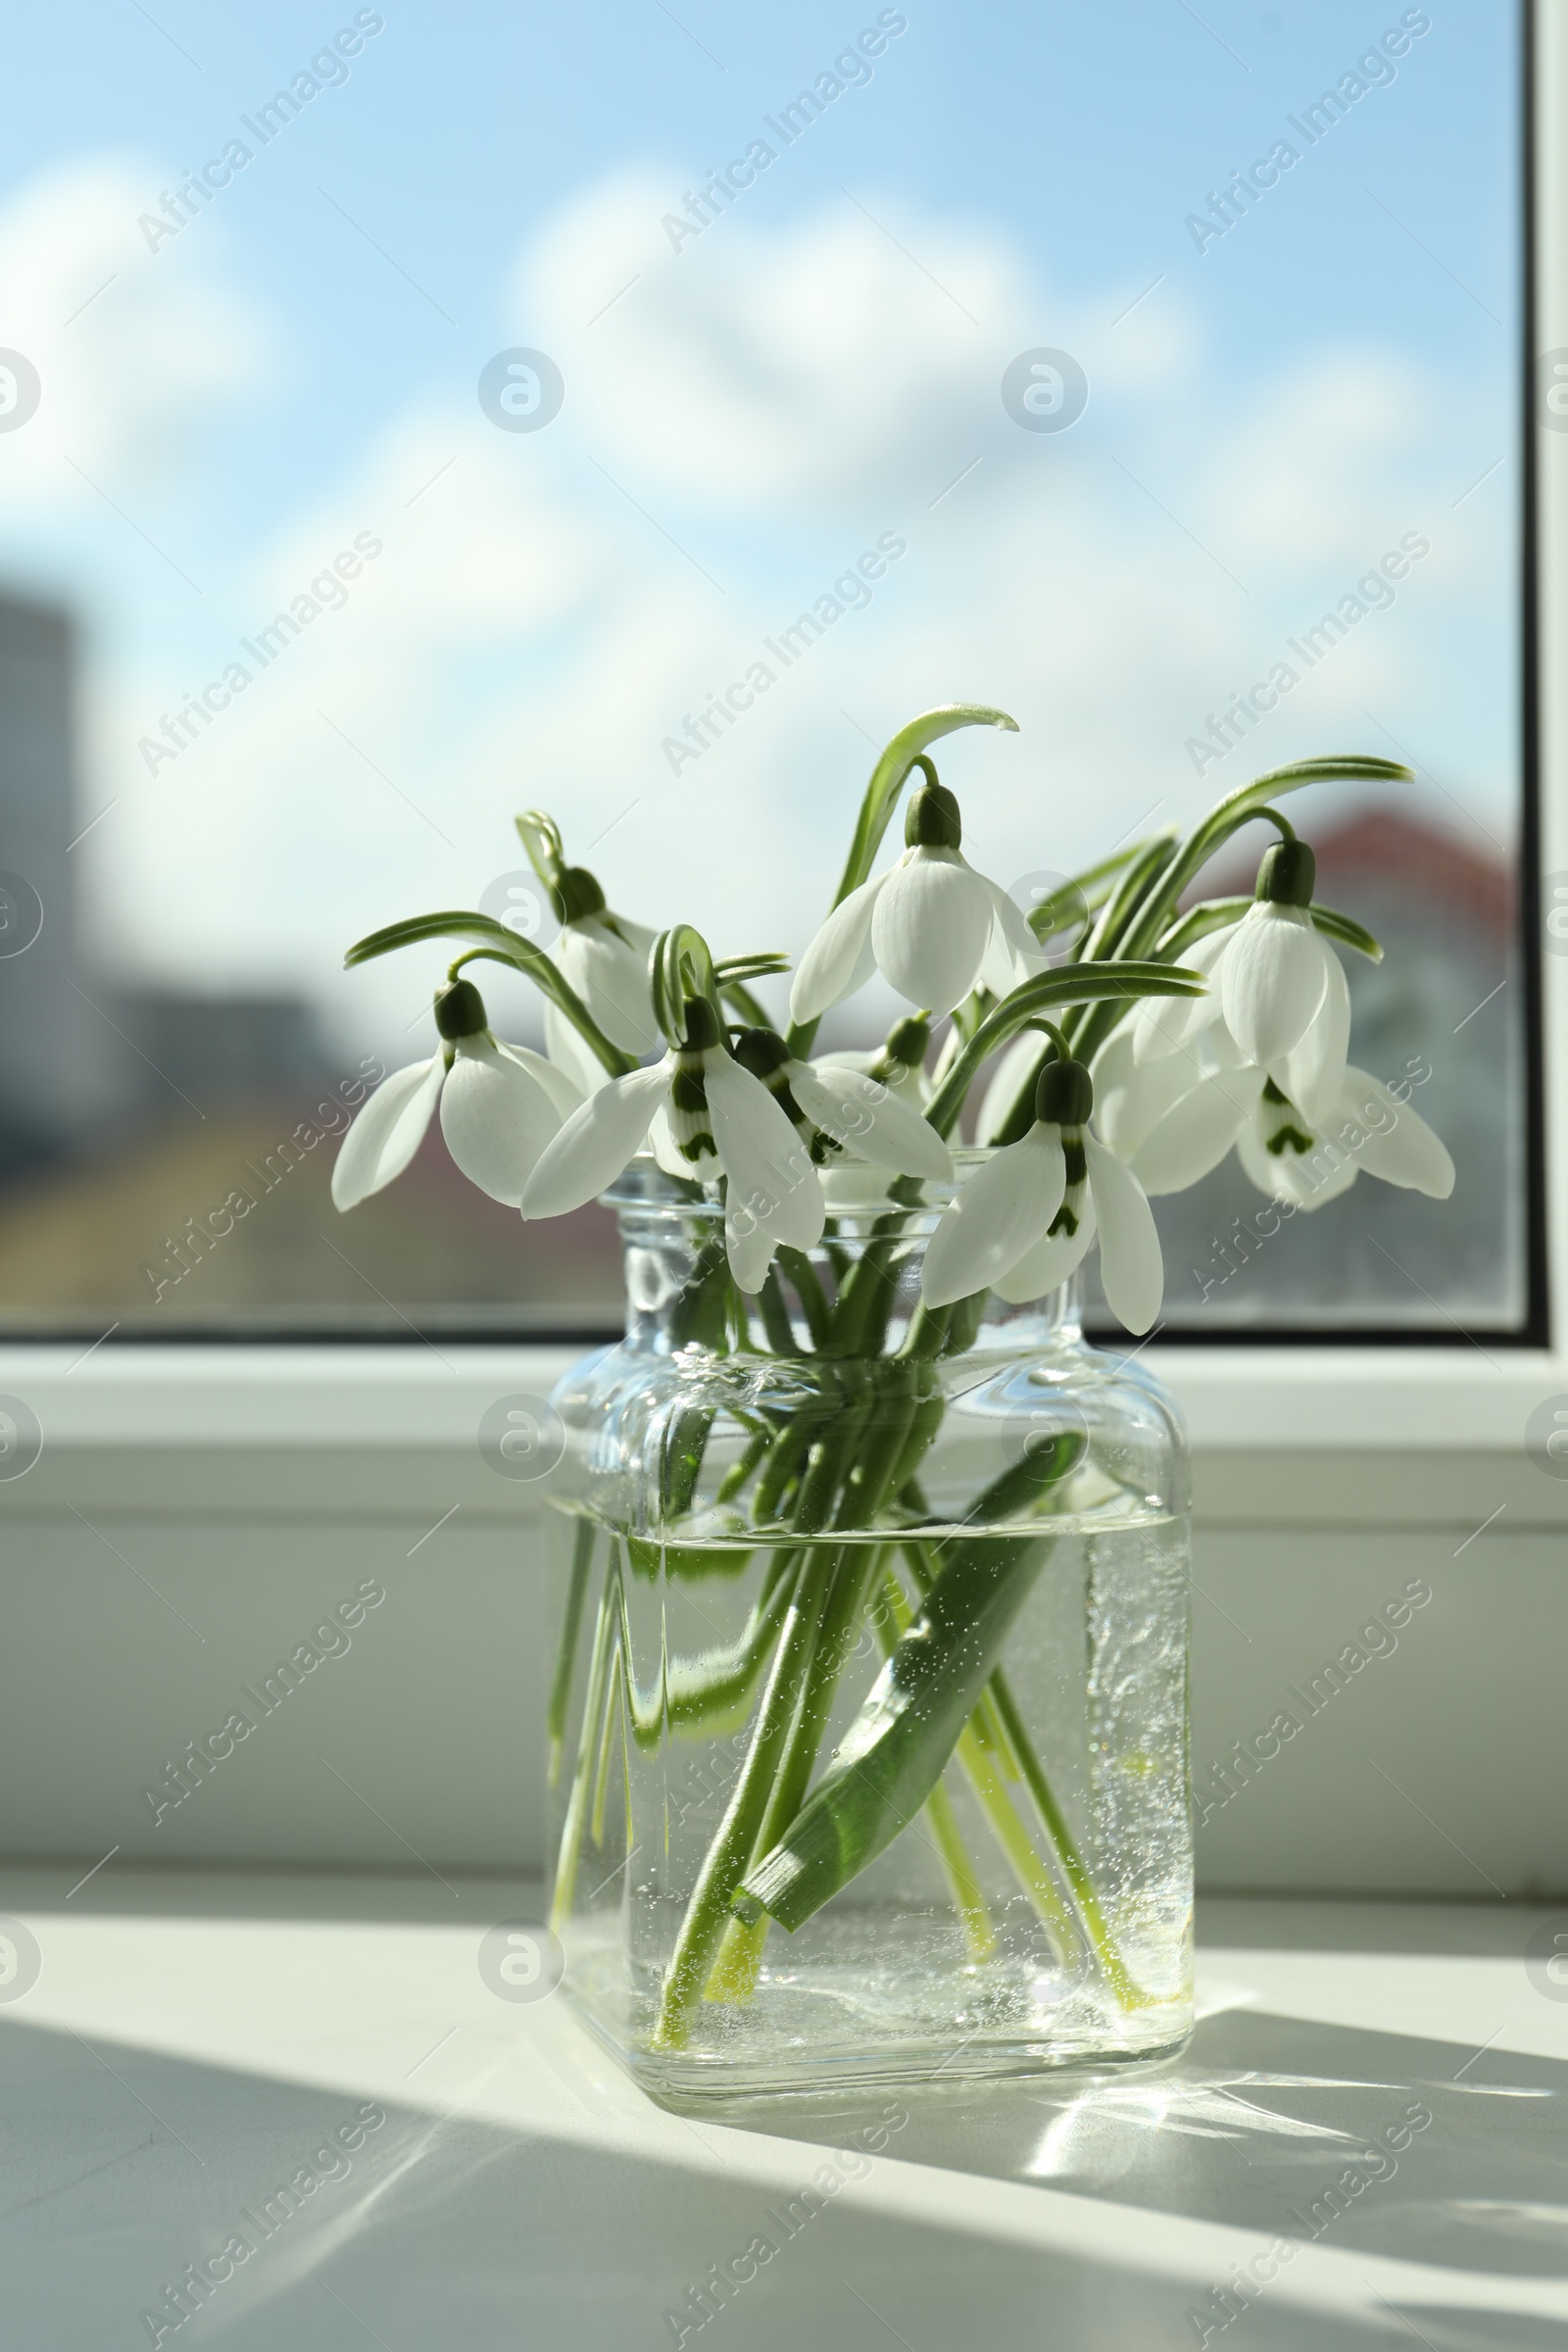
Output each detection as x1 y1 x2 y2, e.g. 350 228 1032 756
0 9 1561 1487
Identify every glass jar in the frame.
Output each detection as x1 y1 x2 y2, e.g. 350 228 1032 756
543 1159 1193 2101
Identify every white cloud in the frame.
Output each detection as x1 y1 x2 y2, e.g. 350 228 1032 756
0 158 1510 1062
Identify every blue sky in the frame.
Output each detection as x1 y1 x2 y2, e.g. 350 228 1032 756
0 0 1521 1056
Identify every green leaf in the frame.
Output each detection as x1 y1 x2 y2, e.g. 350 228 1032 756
923 959 1205 1136
1123 755 1410 962
625 1535 756 1581
342 909 634 1074
1309 905 1384 961
651 923 723 1048
1156 898 1383 964
735 1432 1085 1934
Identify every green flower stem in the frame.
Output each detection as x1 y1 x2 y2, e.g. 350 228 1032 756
953 1721 1078 1961
550 1556 619 1935
1078 834 1181 967
547 1518 596 1789
987 1669 1150 2011
897 1533 1144 2004
776 1246 833 1348
873 1564 997 1964
654 1373 916 2044
922 962 1206 1140
715 1427 772 1504
645 1552 801 1743
343 910 634 1077
1032 844 1155 944
758 1265 803 1356
590 1632 622 1848
651 1544 839 2048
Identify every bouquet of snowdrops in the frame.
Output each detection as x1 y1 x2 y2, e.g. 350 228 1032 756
332 703 1452 2043
332 702 1452 1302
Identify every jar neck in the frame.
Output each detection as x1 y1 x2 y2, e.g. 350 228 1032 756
607 1164 1083 1358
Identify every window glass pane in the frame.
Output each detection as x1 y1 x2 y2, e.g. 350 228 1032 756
0 1 1529 1336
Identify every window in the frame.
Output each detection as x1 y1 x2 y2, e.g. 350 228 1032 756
0 1 1538 1341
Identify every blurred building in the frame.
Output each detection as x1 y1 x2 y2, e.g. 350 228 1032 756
0 586 619 1331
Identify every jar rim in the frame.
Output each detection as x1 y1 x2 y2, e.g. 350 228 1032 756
599 1149 997 1218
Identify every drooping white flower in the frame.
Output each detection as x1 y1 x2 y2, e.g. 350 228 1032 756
922 1057 1163 1333
331 979 582 1211
1239 1067 1455 1213
1131 843 1351 1127
543 866 661 1095
1216 838 1348 1090
522 999 826 1291
790 778 1041 1023
732 1029 954 1185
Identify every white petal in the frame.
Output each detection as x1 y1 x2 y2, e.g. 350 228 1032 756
1131 928 1233 1063
1084 1136 1163 1334
440 1035 566 1207
976 1031 1049 1146
792 1061 954 1183
497 1040 586 1123
560 915 662 1054
545 1000 612 1098
649 1101 703 1182
991 1195 1096 1305
921 1127 1065 1308
871 850 994 1015
1337 1068 1455 1199
812 1046 928 1107
818 1161 901 1212
330 1056 444 1209
1131 1066 1263 1196
1220 905 1330 1067
521 1062 672 1218
1238 1111 1358 1212
705 1051 825 1286
1092 1028 1200 1159
789 872 886 1023
1270 944 1349 1126
976 870 1045 999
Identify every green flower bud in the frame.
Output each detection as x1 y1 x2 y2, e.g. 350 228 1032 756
905 778 962 851
434 978 487 1039
1255 839 1315 908
680 995 723 1053
1035 1056 1093 1128
552 865 607 924
734 1027 791 1080
884 1014 930 1065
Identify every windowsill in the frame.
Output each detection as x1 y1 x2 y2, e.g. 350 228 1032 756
3 1866 1564 2345
0 1338 1560 1452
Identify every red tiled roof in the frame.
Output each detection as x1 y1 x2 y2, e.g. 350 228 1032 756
1198 807 1512 939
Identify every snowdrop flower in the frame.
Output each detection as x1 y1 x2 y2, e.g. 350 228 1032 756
544 866 661 1095
732 1029 955 1184
1239 1067 1455 1213
922 1057 1163 1333
1130 842 1350 1127
331 979 583 1211
522 998 826 1292
1218 840 1344 1072
790 778 1042 1023
1088 1023 1267 1199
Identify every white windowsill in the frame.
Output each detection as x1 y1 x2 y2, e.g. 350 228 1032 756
0 1339 1560 1453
